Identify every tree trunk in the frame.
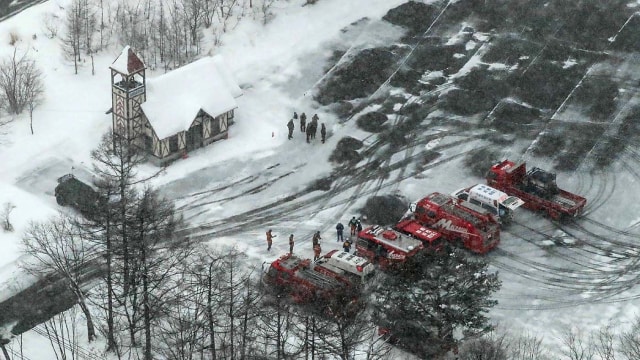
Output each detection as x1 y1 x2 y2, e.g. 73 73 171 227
29 108 33 134
276 310 281 359
208 264 217 360
228 266 235 358
77 296 96 342
106 219 116 351
143 245 152 360
0 343 10 360
311 317 316 360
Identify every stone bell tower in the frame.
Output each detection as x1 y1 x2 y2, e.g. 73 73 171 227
109 46 146 147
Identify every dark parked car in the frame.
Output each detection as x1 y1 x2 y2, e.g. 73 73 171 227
54 174 102 220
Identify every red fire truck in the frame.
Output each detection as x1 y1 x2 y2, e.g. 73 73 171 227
263 254 349 303
409 192 500 254
355 224 425 269
486 159 586 220
262 251 374 303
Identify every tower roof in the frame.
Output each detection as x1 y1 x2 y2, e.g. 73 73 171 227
110 46 145 75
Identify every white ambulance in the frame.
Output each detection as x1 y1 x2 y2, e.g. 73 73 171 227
315 250 375 284
452 184 524 224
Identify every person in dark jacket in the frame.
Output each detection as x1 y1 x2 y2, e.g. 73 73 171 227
320 123 326 143
306 124 312 143
356 219 363 232
309 118 318 140
348 217 358 236
289 234 295 254
300 112 307 132
336 222 344 242
293 111 298 120
287 119 295 139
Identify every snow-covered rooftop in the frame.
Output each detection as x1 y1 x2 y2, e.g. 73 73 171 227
109 46 145 75
141 56 242 140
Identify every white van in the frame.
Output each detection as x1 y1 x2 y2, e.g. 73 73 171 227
315 250 375 284
452 184 524 223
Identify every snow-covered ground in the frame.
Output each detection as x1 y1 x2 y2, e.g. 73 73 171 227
2 0 640 358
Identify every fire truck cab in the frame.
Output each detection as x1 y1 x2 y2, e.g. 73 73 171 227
452 184 524 224
315 250 375 284
355 225 425 269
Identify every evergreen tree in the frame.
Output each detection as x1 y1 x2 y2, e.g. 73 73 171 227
371 246 501 358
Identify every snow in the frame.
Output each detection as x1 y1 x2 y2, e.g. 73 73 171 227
1 0 640 358
141 55 241 140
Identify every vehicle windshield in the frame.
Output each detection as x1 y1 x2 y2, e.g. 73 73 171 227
501 196 524 210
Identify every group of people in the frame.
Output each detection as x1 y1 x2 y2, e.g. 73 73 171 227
266 217 363 259
265 229 323 261
287 112 326 144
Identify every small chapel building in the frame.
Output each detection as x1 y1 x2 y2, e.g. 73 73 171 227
109 46 242 165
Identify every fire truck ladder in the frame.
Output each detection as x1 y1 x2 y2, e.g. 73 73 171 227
298 269 344 290
443 202 482 228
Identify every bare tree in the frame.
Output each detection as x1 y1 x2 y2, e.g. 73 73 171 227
1 202 15 232
315 293 384 360
43 306 81 360
561 327 595 360
21 215 97 342
42 12 60 39
619 316 640 360
128 186 189 360
458 333 509 360
592 324 617 360
510 333 550 360
0 48 44 118
61 0 84 74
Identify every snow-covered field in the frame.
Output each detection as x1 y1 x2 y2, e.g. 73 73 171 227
2 0 640 358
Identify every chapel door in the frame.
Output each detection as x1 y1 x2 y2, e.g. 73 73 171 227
186 124 203 151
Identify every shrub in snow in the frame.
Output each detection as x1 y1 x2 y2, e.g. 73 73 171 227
611 15 640 52
388 68 424 95
482 37 541 66
328 100 353 120
458 335 508 360
315 48 396 105
356 111 387 133
592 138 626 170
382 1 439 36
438 88 495 116
359 195 407 226
464 148 499 178
329 137 363 164
513 61 585 110
307 175 334 192
531 132 565 158
572 77 619 121
1 202 15 232
489 101 541 134
455 66 511 100
553 124 604 171
407 42 467 75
